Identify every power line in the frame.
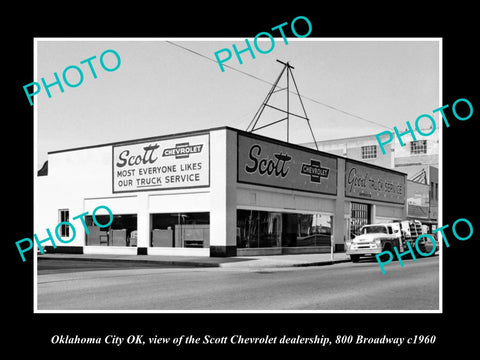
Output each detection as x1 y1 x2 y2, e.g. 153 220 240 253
166 41 275 87
165 41 392 131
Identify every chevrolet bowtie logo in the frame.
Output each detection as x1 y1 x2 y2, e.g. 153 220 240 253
301 160 329 183
162 142 203 159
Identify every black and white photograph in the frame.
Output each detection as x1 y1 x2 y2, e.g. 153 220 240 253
33 38 441 312
7 6 478 356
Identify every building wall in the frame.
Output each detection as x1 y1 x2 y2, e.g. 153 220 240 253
375 203 405 221
236 186 336 214
429 166 438 222
394 131 439 167
209 128 237 256
395 164 438 223
36 146 118 253
308 129 439 169
307 129 439 229
309 136 394 169
406 180 430 219
36 130 220 256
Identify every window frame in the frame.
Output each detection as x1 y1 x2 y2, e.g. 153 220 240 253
361 145 377 159
58 209 69 237
410 140 427 154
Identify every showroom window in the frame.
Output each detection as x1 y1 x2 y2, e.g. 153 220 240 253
85 214 137 246
237 209 332 248
151 212 210 248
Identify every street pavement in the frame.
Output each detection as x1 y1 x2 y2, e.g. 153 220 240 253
36 254 439 311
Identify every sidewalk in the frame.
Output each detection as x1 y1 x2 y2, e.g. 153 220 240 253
221 252 351 269
37 252 351 269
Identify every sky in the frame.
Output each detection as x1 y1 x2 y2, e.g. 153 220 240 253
35 38 440 168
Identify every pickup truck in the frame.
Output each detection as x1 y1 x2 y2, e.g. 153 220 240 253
346 224 400 263
346 220 436 262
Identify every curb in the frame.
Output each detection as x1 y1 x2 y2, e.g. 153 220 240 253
37 254 352 269
37 255 221 268
218 257 351 269
292 259 352 267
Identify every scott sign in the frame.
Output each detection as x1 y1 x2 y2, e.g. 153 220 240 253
237 134 337 194
112 134 209 193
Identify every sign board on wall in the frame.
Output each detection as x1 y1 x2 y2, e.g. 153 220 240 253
345 160 405 204
237 134 337 195
112 133 209 193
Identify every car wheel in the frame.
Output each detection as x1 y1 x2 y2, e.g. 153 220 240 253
381 243 395 261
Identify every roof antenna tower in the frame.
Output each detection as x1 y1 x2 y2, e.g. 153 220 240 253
246 60 319 150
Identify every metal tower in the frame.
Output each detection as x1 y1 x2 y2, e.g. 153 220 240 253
246 60 319 150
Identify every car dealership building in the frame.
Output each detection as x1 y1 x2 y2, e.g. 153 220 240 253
36 126 407 257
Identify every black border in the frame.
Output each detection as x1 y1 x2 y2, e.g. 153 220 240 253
9 5 480 356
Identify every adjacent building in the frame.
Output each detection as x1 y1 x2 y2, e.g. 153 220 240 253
303 127 439 231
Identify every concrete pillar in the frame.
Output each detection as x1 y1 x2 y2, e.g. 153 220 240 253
209 129 237 257
371 204 377 223
334 158 346 251
136 193 150 254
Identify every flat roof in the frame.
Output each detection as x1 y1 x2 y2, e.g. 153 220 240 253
48 125 229 155
48 125 407 177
